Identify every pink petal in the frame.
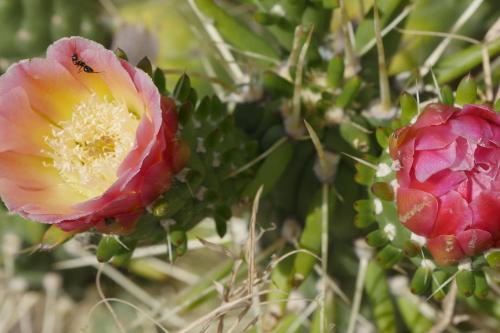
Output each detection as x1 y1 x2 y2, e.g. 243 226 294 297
459 104 500 126
430 191 471 237
471 191 500 239
46 37 144 116
413 141 456 182
397 188 438 236
427 235 465 266
470 171 495 199
450 137 475 172
457 229 494 256
411 169 467 198
0 88 52 156
414 125 457 150
0 58 90 124
449 115 492 145
412 103 457 129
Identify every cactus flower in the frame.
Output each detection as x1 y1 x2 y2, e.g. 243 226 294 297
0 37 188 234
390 103 500 265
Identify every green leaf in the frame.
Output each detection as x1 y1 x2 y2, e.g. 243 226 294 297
40 225 76 251
137 56 153 77
400 92 418 124
173 74 192 103
153 68 166 94
456 76 477 105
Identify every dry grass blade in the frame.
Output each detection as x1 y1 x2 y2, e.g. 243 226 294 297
198 237 238 259
86 298 170 333
429 281 458 333
95 265 127 333
247 186 263 297
373 0 391 112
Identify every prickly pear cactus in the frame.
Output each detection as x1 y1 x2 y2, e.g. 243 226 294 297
0 0 111 71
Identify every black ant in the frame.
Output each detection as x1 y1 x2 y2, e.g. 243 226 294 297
71 53 101 74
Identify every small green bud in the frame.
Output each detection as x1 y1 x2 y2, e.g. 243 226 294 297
432 270 449 301
112 251 133 267
366 230 389 248
456 76 477 106
137 56 153 77
411 266 432 295
114 48 128 61
152 201 169 217
403 240 420 257
96 236 123 262
354 200 373 215
376 244 403 268
400 92 418 124
473 270 489 299
456 269 475 298
173 74 191 103
170 228 187 248
153 68 166 94
440 85 454 105
40 225 75 251
494 99 500 112
371 182 394 201
485 249 500 269
375 127 389 148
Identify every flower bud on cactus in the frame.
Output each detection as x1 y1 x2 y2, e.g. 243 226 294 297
390 103 500 265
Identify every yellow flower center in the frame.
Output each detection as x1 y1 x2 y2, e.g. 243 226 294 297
44 94 139 198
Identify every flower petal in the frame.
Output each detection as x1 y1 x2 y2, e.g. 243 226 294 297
0 58 90 124
414 124 457 150
397 188 438 236
471 191 500 239
412 103 456 129
0 88 52 156
457 229 494 256
430 190 472 237
413 141 456 182
411 169 467 198
46 37 144 116
427 235 465 266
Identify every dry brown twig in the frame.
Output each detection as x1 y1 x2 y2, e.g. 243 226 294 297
428 280 458 333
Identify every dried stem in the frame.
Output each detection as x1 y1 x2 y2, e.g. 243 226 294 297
373 0 391 112
429 281 458 333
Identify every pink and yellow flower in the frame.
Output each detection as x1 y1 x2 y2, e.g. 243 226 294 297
0 37 188 234
391 103 500 265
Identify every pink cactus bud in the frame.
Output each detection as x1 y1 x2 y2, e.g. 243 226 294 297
391 103 500 265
